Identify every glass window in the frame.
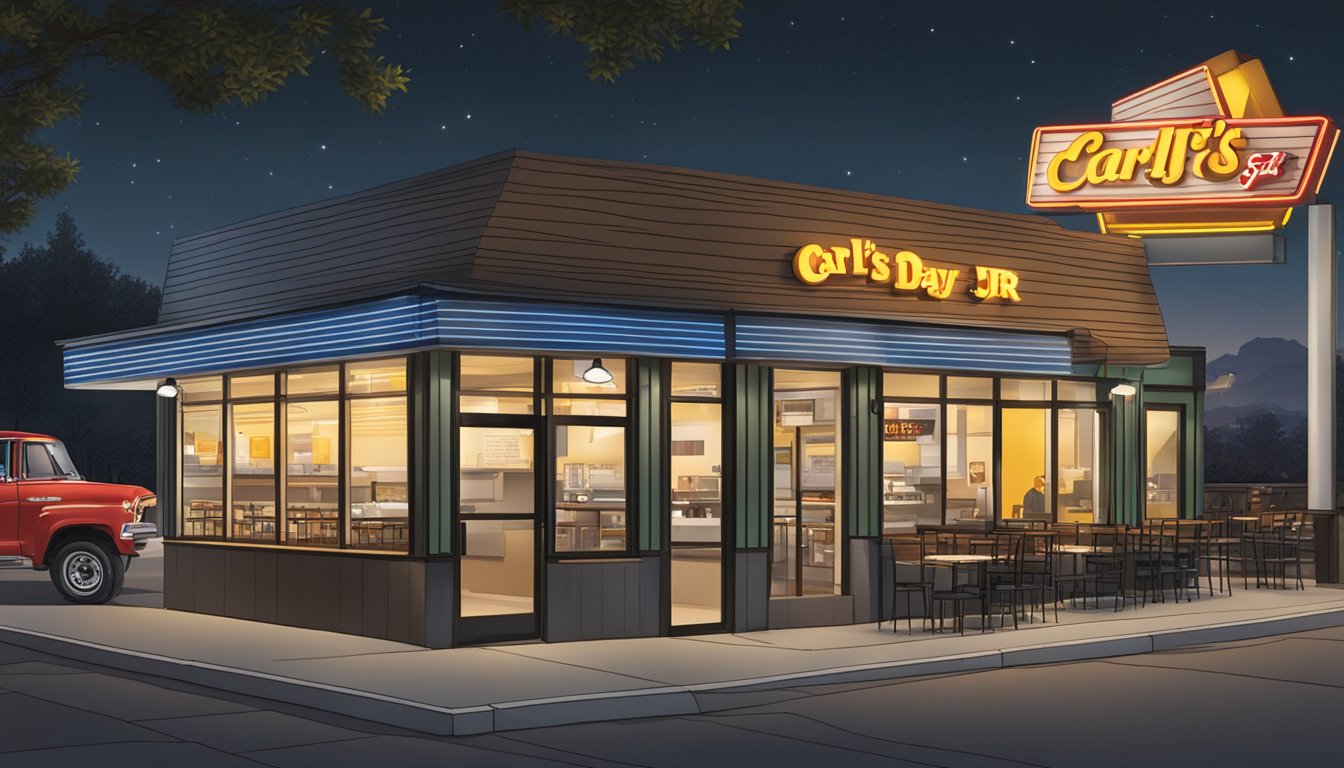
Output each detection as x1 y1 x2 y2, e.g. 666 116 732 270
349 397 409 551
552 358 627 396
946 404 993 523
947 376 993 400
346 358 407 395
554 425 627 552
671 363 722 398
1001 379 1051 401
0 441 9 479
1059 408 1103 524
1146 409 1182 519
180 376 223 403
230 403 275 541
287 367 339 396
883 403 941 530
772 369 841 597
229 374 274 399
23 443 62 479
285 400 339 546
671 401 723 626
1002 408 1051 521
1057 380 1098 402
460 356 535 414
182 405 224 538
883 372 939 399
552 398 627 417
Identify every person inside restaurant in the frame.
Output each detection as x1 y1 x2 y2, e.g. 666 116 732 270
1022 474 1047 519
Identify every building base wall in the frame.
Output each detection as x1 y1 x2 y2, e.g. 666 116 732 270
545 557 660 642
733 550 769 632
163 542 453 648
849 537 881 624
767 595 855 629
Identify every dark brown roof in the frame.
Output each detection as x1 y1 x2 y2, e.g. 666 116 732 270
158 149 1168 365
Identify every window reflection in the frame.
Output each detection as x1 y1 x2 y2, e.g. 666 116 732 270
1002 408 1051 521
671 400 722 626
1146 409 1181 519
1059 408 1102 523
772 369 841 597
349 398 409 551
555 425 626 552
230 403 275 541
182 404 223 538
883 403 941 530
460 356 534 414
285 401 339 546
946 404 993 523
346 359 407 395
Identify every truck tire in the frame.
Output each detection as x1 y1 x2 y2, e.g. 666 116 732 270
49 538 124 605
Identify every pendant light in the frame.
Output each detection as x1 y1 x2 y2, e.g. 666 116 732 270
156 378 181 398
582 358 613 384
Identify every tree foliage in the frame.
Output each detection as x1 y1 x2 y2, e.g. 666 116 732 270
1 1 745 244
502 0 742 82
0 212 161 486
0 0 410 239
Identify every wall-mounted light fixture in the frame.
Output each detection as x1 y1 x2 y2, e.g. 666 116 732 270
1109 383 1137 397
156 378 181 398
582 358 613 384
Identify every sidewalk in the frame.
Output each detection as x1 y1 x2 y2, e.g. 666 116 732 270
2 565 1343 736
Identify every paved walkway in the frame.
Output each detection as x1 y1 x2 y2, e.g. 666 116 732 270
8 626 1344 766
2 542 1343 735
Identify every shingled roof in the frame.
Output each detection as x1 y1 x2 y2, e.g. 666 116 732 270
158 149 1168 365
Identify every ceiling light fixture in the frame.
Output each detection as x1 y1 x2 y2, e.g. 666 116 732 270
582 358 613 385
156 378 181 398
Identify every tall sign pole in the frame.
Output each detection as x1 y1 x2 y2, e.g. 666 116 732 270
1307 204 1335 512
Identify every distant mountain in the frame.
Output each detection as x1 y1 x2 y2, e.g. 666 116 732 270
1205 337 1307 415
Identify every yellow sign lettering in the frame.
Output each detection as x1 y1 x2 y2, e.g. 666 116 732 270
792 241 1021 303
972 266 1022 302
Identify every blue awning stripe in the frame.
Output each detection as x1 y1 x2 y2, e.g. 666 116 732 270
63 295 1075 385
733 315 1073 375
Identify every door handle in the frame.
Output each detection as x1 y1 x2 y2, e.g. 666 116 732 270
459 521 467 557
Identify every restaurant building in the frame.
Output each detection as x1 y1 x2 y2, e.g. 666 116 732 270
60 150 1203 646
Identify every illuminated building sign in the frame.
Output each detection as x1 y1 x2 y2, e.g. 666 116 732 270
792 239 1022 303
1026 51 1339 236
884 419 935 441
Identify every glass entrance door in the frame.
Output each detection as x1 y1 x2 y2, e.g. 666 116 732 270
457 425 540 643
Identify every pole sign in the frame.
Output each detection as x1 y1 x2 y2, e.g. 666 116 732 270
1026 51 1338 238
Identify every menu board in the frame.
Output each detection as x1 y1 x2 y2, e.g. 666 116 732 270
482 434 523 467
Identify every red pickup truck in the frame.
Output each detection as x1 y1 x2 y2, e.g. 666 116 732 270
1 431 157 603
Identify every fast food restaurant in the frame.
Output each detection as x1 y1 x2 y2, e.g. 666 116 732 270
60 148 1205 646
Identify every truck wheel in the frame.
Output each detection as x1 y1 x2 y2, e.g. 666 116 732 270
49 539 124 605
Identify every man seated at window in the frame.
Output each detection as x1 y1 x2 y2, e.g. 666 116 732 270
1022 475 1046 518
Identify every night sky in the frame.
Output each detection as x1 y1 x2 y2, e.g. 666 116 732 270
14 0 1344 359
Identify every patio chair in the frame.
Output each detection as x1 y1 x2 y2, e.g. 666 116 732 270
881 534 934 634
992 535 1050 629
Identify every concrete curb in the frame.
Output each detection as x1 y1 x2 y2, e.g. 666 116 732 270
3 605 1343 735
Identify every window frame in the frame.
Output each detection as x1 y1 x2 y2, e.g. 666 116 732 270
544 356 634 558
1142 403 1186 521
875 370 1112 525
666 360 729 632
174 357 410 553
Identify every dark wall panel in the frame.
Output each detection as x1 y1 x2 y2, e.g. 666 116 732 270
163 544 444 646
545 557 661 642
